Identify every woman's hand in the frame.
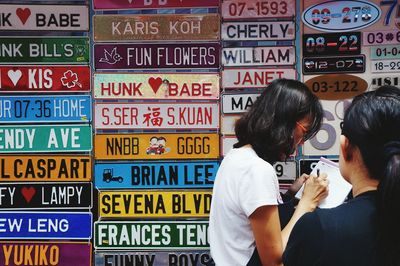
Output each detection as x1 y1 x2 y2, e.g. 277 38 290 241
285 174 309 198
298 173 329 211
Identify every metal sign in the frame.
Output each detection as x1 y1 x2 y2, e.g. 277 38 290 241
222 46 295 67
299 159 338 176
94 161 218 189
303 100 351 156
371 59 400 73
0 155 92 182
0 37 89 64
95 251 212 266
94 102 219 130
221 0 296 19
0 65 90 92
94 221 209 250
222 93 260 114
0 241 92 266
274 161 296 182
369 73 400 89
94 43 220 70
371 45 400 60
222 68 296 89
0 212 92 239
0 4 88 31
94 14 220 42
221 115 240 135
303 55 365 74
94 133 219 160
99 190 211 218
302 0 381 32
0 125 92 153
0 95 91 123
363 30 400 46
303 32 361 56
222 21 295 41
221 136 237 156
93 73 219 100
0 182 92 210
93 0 219 9
304 74 368 100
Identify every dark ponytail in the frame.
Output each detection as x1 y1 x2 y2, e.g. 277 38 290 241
341 86 400 265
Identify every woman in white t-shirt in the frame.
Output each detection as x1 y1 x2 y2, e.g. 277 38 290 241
209 79 329 266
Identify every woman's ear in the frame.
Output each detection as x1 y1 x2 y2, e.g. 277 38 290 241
340 135 352 161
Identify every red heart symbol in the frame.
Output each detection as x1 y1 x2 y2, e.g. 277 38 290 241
148 77 163 94
16 8 31 25
21 187 36 203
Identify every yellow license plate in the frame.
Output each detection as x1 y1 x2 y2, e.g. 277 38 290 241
0 155 92 182
94 133 219 160
99 190 212 218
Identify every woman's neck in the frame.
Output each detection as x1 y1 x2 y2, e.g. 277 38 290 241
351 176 379 197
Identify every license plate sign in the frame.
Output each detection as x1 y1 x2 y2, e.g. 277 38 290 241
0 65 90 92
93 73 219 100
221 115 240 135
222 46 295 67
0 125 92 153
363 30 400 46
371 45 400 59
0 37 89 64
369 74 400 89
0 95 91 123
0 4 88 31
222 21 295 41
303 32 361 56
0 183 92 209
95 221 209 249
94 14 220 42
222 68 296 89
94 43 220 70
0 212 92 239
303 55 365 74
94 161 218 189
0 155 92 182
99 190 211 218
94 133 219 160
93 0 219 9
371 59 400 73
222 93 260 114
0 242 92 266
94 102 219 130
221 0 296 19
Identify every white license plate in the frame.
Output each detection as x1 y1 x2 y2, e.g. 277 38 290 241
222 46 295 66
371 59 400 73
222 93 260 114
221 115 240 135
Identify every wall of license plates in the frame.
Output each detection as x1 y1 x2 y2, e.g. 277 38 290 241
0 0 397 265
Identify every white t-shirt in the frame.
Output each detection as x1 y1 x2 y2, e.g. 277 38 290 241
209 146 282 266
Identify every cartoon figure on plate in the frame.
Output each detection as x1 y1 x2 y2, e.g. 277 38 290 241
146 136 170 155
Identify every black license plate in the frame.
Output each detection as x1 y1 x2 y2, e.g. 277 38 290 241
303 55 365 75
303 32 361 57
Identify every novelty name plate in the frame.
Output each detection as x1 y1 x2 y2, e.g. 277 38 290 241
0 65 90 92
93 73 219 100
0 155 92 182
0 182 92 209
371 59 400 73
94 14 220 42
94 251 212 266
0 212 92 239
221 0 296 19
222 68 296 89
371 45 400 60
303 55 365 74
363 30 400 46
222 21 295 41
0 95 91 123
0 125 92 153
303 32 361 57
0 37 89 64
0 241 92 266
93 0 219 10
94 102 219 130
222 46 295 66
100 190 211 218
94 161 218 189
222 93 260 114
0 4 88 31
94 43 220 70
94 133 219 160
95 221 209 249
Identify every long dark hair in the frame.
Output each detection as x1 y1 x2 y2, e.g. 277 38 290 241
341 86 400 265
234 79 323 164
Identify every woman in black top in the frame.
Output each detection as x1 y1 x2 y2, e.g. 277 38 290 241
283 86 400 266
